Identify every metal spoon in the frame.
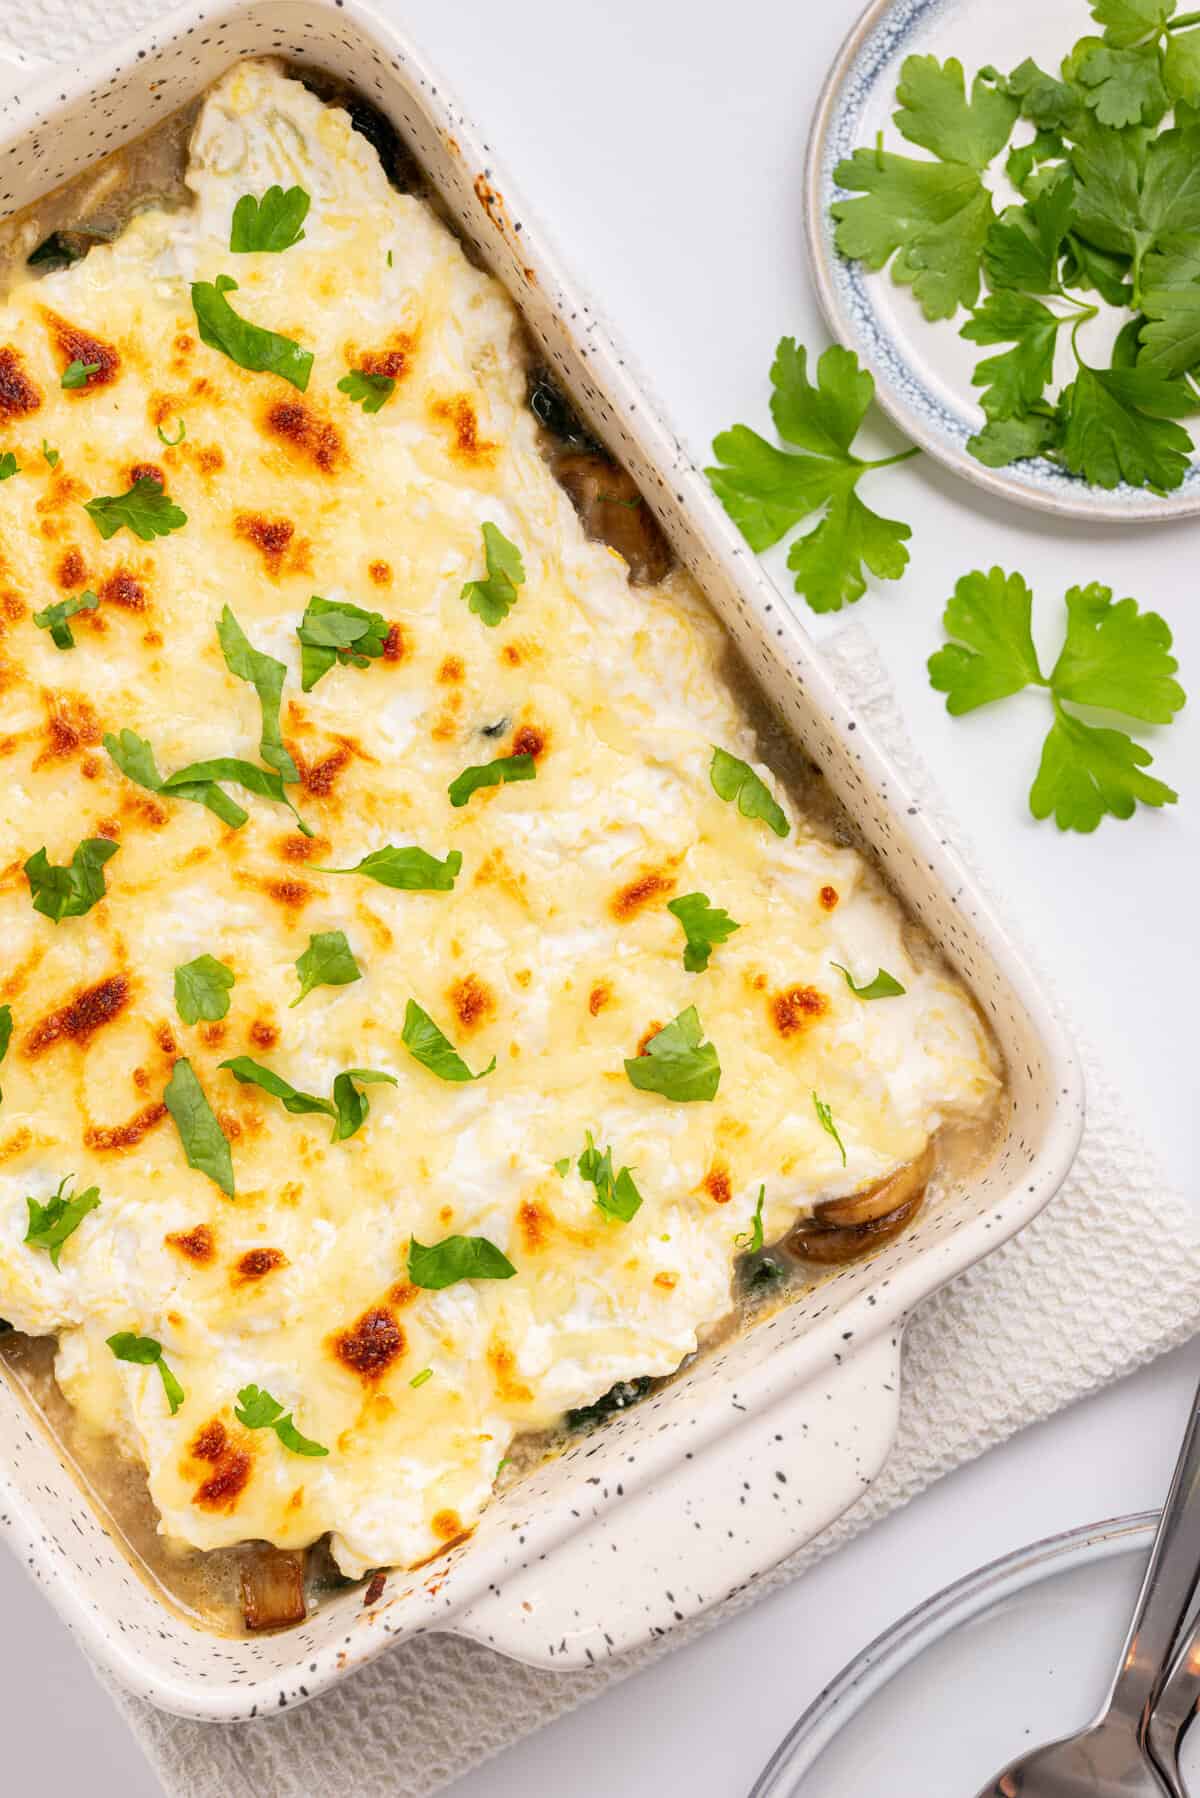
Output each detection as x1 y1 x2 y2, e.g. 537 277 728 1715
972 1375 1200 1798
1147 1599 1200 1792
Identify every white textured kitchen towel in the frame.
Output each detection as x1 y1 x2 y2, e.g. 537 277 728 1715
86 619 1200 1798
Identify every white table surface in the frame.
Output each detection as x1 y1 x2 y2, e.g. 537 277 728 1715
1 0 1197 1792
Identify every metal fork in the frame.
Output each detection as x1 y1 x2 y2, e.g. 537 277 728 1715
972 1374 1200 1798
1148 1598 1200 1794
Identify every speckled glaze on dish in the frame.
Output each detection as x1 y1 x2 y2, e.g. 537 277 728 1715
0 0 1083 1720
805 0 1200 523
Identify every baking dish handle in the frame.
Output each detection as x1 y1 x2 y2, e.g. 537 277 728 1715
449 1329 902 1668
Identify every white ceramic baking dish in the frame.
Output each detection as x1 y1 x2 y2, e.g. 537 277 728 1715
0 0 1084 1719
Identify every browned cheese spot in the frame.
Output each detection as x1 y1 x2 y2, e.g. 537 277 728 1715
41 308 119 391
819 885 839 912
166 1223 216 1264
95 817 121 842
386 1281 418 1310
24 974 129 1057
128 461 163 487
235 512 295 576
332 1307 404 1383
100 568 146 612
155 1023 178 1057
263 398 343 474
431 1508 465 1543
263 878 312 912
610 869 676 922
358 334 416 382
249 1019 278 1051
277 830 324 863
296 742 352 798
233 1247 288 1285
193 1451 252 1513
488 1340 533 1405
654 1271 678 1291
519 1199 550 1251
771 985 830 1038
368 560 392 587
501 643 522 667
635 1019 664 1058
0 345 41 417
34 690 101 766
438 655 464 685
190 1420 228 1463
56 547 87 589
702 1164 732 1205
430 394 497 465
448 973 494 1033
382 624 404 662
510 723 547 761
199 1022 227 1048
588 981 612 1016
85 1101 168 1152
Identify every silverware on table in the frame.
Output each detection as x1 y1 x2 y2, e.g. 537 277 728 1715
1149 1599 1200 1792
971 1378 1200 1798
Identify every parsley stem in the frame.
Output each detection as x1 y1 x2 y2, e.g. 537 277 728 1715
1168 9 1200 27
862 446 921 471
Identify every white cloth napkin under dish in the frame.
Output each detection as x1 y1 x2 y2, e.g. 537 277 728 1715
88 619 1200 1798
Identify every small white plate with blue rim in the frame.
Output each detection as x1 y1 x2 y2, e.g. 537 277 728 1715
804 0 1200 522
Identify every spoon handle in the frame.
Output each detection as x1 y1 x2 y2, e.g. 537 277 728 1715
1147 1605 1200 1782
1105 1373 1200 1743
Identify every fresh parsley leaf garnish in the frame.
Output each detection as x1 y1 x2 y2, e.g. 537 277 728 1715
929 567 1185 829
41 440 59 468
734 1185 766 1252
61 358 100 389
624 1007 721 1103
984 168 1076 295
0 452 18 480
191 274 313 392
161 757 311 836
410 1367 434 1389
813 1093 848 1166
1059 360 1194 491
337 369 395 413
164 1058 235 1198
106 1332 184 1414
461 522 526 626
577 1131 643 1222
291 930 361 1007
216 606 299 783
24 837 117 922
313 844 462 890
296 595 389 691
401 1000 495 1082
24 1176 100 1268
709 748 789 838
230 185 311 254
219 1056 396 1142
32 588 99 650
448 753 536 808
103 729 249 830
174 955 235 1025
666 892 741 972
156 417 185 447
553 1156 571 1177
234 1383 328 1457
85 475 187 542
407 1233 517 1290
831 962 907 999
0 1004 10 1108
707 340 916 612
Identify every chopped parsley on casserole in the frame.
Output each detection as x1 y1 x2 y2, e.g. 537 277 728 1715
0 62 1000 1581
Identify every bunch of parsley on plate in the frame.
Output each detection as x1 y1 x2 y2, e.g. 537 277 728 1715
831 0 1200 488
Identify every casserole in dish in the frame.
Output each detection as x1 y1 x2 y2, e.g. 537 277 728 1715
0 0 1082 1718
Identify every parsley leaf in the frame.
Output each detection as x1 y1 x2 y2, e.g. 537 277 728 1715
291 929 361 1007
1074 40 1169 128
1165 27 1200 102
577 1132 644 1222
314 845 462 890
967 409 1062 468
103 729 250 830
624 1007 721 1103
85 475 187 542
666 892 741 972
961 293 1065 421
927 567 1045 712
41 440 59 468
33 588 99 650
61 358 100 389
448 753 536 808
1139 276 1200 374
0 1003 10 1108
707 341 915 611
234 1384 328 1456
402 1000 495 1082
219 1056 396 1141
0 452 18 480
24 1176 100 1268
983 168 1075 294
106 1332 184 1415
892 55 1020 168
813 1093 848 1166
156 417 185 447
407 1234 517 1290
1059 361 1194 490
832 152 996 323
1031 702 1178 829
1091 0 1176 49
191 274 313 392
337 369 395 413
929 568 1185 829
461 522 526 626
164 1058 235 1197
330 1069 397 1141
296 595 389 691
24 837 117 921
216 606 299 783
735 1185 766 1252
831 962 907 999
161 757 311 835
229 185 310 253
709 747 789 838
174 955 235 1025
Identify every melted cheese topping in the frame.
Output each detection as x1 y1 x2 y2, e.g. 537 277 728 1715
0 64 1000 1577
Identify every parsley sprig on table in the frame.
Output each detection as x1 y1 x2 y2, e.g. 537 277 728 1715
928 566 1187 829
707 340 918 612
831 7 1200 489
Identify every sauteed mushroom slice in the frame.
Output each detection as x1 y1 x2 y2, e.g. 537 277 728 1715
812 1142 936 1230
239 1545 308 1632
551 451 674 586
789 1192 925 1267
